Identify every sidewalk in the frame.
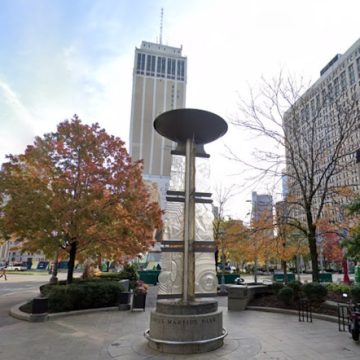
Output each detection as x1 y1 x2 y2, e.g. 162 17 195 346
1 286 359 360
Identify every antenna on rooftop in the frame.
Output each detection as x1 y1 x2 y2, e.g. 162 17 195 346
159 8 163 44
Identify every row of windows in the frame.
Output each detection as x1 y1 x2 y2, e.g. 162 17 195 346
136 53 185 81
300 56 360 121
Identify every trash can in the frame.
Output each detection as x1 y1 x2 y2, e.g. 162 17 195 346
32 297 48 314
30 297 49 322
118 292 131 311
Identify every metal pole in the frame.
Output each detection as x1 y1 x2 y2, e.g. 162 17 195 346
220 233 226 293
254 256 258 283
49 249 59 285
183 138 195 303
296 254 301 282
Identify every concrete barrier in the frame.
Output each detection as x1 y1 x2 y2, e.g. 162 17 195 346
226 284 272 311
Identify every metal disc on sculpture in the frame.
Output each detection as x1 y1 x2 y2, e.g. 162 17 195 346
154 108 228 145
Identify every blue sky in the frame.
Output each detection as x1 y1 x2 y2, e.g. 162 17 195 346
1 0 360 218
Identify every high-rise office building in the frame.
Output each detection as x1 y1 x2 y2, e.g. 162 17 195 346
284 38 360 221
251 191 273 224
129 41 187 207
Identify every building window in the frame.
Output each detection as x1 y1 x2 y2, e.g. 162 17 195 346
156 56 166 78
357 57 360 78
136 53 145 75
305 104 310 121
321 89 327 105
177 60 185 81
167 58 176 79
348 63 355 85
310 99 315 117
146 55 156 76
328 83 334 101
340 71 347 92
334 77 340 97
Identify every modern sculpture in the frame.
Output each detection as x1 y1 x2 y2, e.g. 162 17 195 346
145 109 228 353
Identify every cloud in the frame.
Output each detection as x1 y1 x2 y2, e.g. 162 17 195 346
0 78 37 161
0 79 35 128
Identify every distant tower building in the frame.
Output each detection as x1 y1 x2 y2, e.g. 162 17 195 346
129 41 187 207
251 191 273 224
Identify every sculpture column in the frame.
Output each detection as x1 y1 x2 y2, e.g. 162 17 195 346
183 138 195 302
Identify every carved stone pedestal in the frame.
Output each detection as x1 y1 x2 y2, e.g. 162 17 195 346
145 299 226 354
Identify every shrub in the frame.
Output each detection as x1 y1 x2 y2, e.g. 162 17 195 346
302 282 328 303
47 281 123 313
286 281 302 300
325 283 351 295
271 282 284 295
96 264 138 288
278 286 294 305
350 285 360 303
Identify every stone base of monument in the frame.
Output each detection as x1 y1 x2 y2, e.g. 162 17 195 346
145 299 226 354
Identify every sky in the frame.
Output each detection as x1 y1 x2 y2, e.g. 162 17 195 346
1 0 360 220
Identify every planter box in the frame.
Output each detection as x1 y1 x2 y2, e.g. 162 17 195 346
319 273 333 283
138 271 160 285
216 274 239 284
273 273 295 283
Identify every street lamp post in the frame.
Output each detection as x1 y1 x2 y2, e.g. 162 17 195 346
342 228 350 284
49 231 60 285
49 248 59 285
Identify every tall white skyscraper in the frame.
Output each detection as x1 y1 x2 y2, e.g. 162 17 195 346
129 41 187 207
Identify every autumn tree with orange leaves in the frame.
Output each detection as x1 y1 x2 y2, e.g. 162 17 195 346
0 116 162 283
222 219 249 269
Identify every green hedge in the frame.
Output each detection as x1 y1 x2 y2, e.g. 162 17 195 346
325 283 351 295
40 278 103 296
351 285 360 303
302 282 328 303
48 281 123 313
286 281 302 300
278 286 294 305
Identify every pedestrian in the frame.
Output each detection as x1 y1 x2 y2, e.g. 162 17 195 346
0 265 7 280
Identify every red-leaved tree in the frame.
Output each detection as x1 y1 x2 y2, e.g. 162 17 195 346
0 116 162 283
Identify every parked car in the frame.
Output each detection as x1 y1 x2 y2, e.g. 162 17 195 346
6 262 28 271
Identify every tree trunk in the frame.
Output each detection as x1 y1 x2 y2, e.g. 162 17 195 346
282 260 288 284
308 232 319 282
67 241 77 284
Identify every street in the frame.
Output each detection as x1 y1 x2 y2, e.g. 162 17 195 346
0 272 68 328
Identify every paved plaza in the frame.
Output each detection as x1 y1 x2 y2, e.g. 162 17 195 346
0 283 359 360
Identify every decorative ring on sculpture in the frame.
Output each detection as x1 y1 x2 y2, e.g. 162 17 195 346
197 271 217 293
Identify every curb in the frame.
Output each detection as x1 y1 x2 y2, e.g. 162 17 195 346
10 302 339 324
246 306 338 323
10 301 119 322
